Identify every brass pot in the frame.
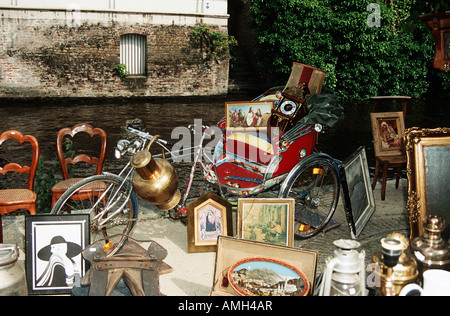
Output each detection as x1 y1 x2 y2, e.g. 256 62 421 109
131 135 180 211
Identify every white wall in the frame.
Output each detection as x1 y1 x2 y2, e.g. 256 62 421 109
0 0 228 15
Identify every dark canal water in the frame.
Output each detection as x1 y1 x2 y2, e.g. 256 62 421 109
0 95 449 178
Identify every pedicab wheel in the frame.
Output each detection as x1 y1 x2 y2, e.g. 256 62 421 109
51 174 138 257
279 156 340 239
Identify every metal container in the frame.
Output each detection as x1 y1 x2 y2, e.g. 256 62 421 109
0 244 28 296
372 233 418 296
411 215 450 281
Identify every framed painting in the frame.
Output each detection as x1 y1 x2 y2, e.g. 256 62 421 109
25 214 90 295
226 101 274 131
405 127 450 238
187 192 233 253
339 146 376 239
237 198 294 247
370 111 405 157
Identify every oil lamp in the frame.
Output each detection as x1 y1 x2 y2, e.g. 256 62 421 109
371 233 418 296
320 239 366 296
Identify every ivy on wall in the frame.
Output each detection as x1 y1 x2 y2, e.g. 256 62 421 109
249 0 450 100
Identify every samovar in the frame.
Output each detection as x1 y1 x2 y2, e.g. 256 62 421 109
411 215 450 281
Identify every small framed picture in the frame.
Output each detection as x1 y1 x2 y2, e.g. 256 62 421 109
226 101 274 131
25 214 90 295
187 192 233 253
370 111 405 157
238 198 294 247
339 146 376 239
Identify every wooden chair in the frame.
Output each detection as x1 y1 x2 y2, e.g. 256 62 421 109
0 130 40 243
370 96 410 200
51 123 107 208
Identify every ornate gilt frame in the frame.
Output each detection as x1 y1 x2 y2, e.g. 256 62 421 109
404 127 450 238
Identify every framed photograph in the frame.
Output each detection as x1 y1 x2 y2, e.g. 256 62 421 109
187 192 233 253
405 127 450 238
339 146 376 239
25 214 90 295
226 101 274 131
237 198 294 247
370 111 405 157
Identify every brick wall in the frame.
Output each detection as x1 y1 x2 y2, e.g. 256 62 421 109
0 9 230 98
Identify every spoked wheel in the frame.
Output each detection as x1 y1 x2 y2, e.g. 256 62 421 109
279 156 340 239
51 174 138 256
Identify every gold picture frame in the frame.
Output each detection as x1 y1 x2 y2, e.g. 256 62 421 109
187 192 233 253
370 111 405 157
225 101 274 131
237 198 294 247
405 127 450 238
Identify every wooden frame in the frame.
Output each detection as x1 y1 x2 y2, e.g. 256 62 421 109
25 214 90 295
339 146 376 239
226 101 274 131
370 111 405 157
405 127 450 238
211 236 318 296
187 192 233 253
238 198 294 247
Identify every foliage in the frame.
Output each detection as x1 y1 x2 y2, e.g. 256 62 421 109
114 63 129 78
190 24 238 61
34 138 75 213
249 0 449 100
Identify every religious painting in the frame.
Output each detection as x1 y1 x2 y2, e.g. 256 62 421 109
238 198 294 247
339 146 376 239
25 214 89 295
226 101 274 131
405 127 450 238
370 112 405 157
187 192 233 253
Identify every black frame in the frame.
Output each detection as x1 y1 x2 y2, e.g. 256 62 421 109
25 214 90 295
339 146 376 239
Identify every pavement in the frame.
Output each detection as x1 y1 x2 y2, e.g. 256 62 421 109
3 179 410 296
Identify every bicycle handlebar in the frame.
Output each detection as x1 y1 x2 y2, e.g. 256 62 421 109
127 126 177 147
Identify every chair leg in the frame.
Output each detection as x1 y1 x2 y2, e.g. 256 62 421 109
381 161 388 201
0 215 3 243
395 167 401 189
372 158 379 190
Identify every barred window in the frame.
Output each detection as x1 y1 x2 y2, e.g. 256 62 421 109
120 34 147 75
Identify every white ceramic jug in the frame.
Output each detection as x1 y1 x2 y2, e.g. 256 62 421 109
400 269 450 296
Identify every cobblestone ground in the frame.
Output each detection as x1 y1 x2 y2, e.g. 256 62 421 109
3 173 410 288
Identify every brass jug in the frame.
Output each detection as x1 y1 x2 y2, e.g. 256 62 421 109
131 135 181 211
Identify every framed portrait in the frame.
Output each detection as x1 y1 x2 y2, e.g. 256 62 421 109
226 101 274 131
370 111 405 157
25 214 90 295
339 146 376 239
405 127 450 238
187 192 233 253
237 198 294 247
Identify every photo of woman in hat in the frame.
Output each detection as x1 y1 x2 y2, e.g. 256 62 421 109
36 235 82 288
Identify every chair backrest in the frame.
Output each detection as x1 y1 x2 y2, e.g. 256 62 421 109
0 130 40 191
56 123 107 180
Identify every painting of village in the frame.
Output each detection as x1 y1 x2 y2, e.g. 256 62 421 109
230 259 307 296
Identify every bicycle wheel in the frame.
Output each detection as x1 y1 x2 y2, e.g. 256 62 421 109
51 174 138 256
279 156 340 239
